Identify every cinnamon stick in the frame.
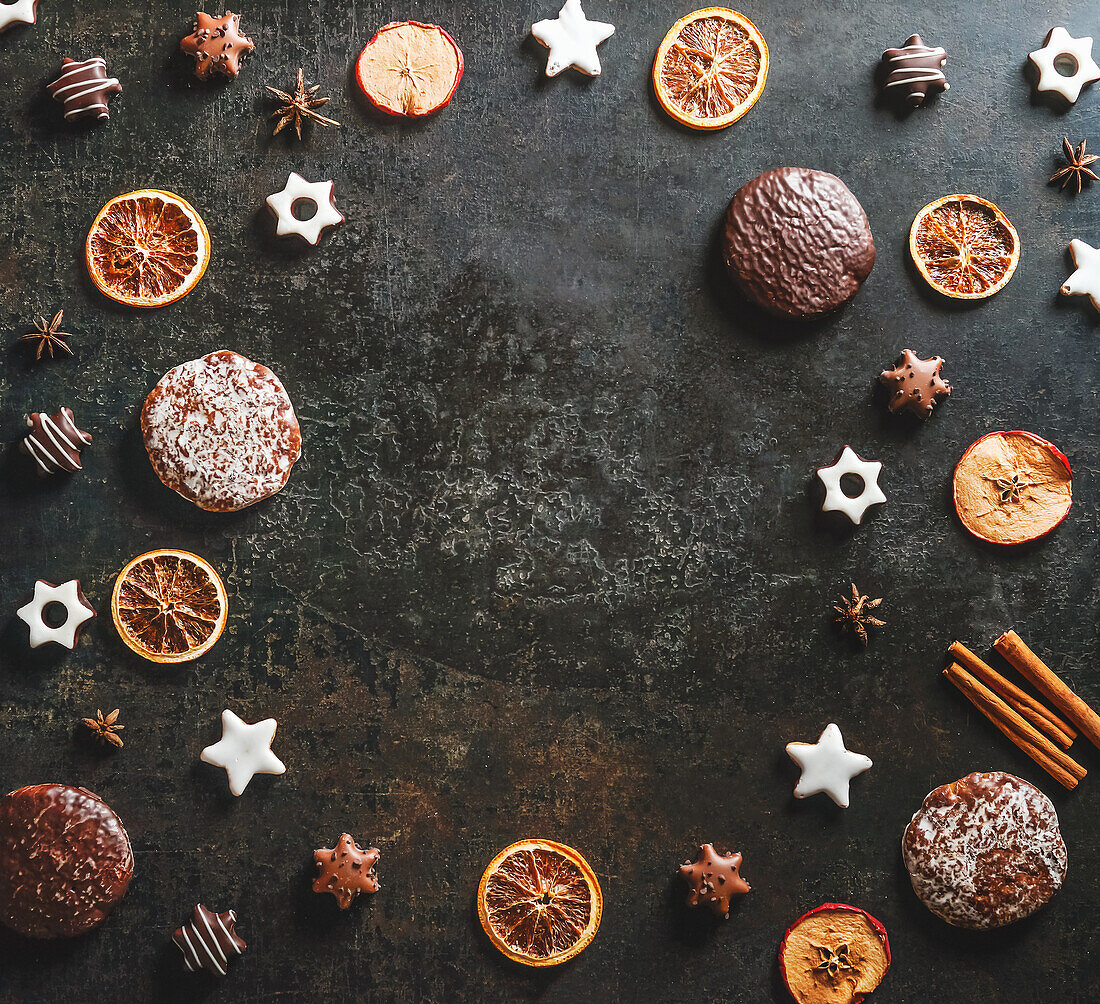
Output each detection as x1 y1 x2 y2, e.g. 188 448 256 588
995 630 1100 750
948 640 1077 747
943 662 1085 790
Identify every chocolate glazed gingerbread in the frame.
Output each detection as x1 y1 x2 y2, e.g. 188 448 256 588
0 784 133 938
723 167 875 319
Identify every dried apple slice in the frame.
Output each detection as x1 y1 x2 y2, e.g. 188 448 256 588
779 903 891 1004
953 430 1072 545
355 21 463 117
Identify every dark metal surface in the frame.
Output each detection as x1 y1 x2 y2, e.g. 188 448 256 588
1 1 1098 1001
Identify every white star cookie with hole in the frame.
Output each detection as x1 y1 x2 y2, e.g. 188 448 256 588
1061 239 1100 314
201 710 286 796
816 445 886 525
786 723 873 808
16 579 95 649
1029 27 1100 104
532 0 615 77
0 0 37 34
265 172 344 245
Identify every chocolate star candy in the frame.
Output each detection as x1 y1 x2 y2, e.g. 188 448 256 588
19 408 91 476
679 843 750 919
882 34 948 107
180 11 254 81
879 349 951 420
173 904 246 975
47 57 122 123
313 833 380 909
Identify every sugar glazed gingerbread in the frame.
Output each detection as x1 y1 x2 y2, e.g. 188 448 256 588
902 771 1067 929
0 784 133 938
679 843 750 918
723 168 875 319
313 833 381 908
180 11 254 81
141 350 301 512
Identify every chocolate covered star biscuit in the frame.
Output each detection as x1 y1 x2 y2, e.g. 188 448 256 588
47 57 122 122
19 408 91 476
173 904 246 975
879 349 951 420
679 843 750 919
180 11 254 80
882 34 948 107
313 833 380 908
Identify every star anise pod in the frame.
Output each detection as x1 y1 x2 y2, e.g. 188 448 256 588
1050 137 1099 195
82 708 125 748
834 583 885 646
266 68 340 140
18 310 73 361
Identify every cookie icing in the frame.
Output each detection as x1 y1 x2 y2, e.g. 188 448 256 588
200 709 286 796
532 0 614 78
16 579 96 649
816 446 886 525
265 172 344 245
1061 239 1100 314
1029 27 1100 104
0 0 36 33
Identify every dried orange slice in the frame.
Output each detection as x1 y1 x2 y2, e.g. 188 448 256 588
477 839 602 967
355 21 463 117
111 549 227 663
909 195 1020 299
953 431 1072 545
86 190 210 308
653 7 768 130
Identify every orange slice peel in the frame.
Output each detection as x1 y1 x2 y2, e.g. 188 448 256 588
653 7 768 131
85 190 209 308
111 549 227 663
477 838 602 967
909 195 1020 299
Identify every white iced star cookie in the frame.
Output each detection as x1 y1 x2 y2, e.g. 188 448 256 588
786 723 872 808
1061 239 1100 314
816 445 886 525
16 579 95 649
265 172 344 246
531 0 615 78
1028 27 1100 104
0 0 37 34
201 710 286 796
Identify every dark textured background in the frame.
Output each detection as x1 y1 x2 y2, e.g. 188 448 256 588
1 1 1098 1001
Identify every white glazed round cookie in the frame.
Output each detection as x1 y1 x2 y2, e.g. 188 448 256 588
901 771 1067 929
141 350 302 512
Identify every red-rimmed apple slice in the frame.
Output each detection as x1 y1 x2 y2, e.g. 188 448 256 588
953 430 1072 546
779 903 891 1004
355 21 463 117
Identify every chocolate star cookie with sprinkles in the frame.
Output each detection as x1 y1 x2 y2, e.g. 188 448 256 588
180 11 254 80
679 843 750 919
313 833 380 908
879 349 951 420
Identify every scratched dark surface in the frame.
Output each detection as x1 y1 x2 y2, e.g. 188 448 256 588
1 1 1099 1001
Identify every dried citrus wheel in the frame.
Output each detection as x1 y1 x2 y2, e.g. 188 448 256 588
85 190 210 308
653 7 768 131
111 549 227 663
477 839 602 967
355 21 463 117
952 431 1072 546
909 195 1020 299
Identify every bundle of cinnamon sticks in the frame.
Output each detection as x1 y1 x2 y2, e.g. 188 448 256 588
944 630 1100 790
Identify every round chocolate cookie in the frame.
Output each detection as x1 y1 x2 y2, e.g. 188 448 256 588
0 784 134 938
902 771 1067 929
723 167 875 319
141 350 302 512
